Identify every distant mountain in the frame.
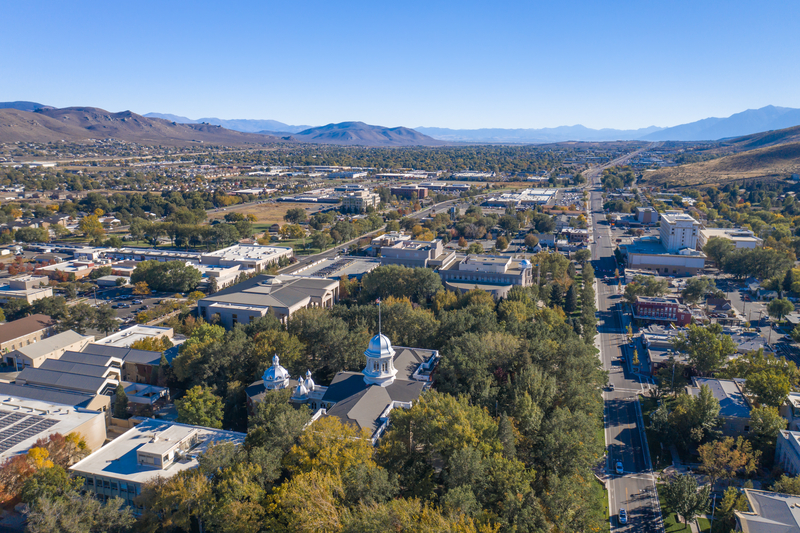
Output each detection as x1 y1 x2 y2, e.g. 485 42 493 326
144 113 310 134
0 101 54 112
415 125 664 143
0 107 282 146
642 106 800 141
289 122 445 147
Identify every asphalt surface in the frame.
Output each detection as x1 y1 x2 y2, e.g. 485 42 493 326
586 149 665 532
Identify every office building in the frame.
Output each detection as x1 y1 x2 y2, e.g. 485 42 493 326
198 274 339 327
379 239 454 269
9 330 94 370
0 275 53 304
734 489 800 531
659 211 701 253
698 227 763 250
635 207 659 224
0 314 58 364
390 185 428 199
439 255 533 299
340 189 380 213
70 419 245 510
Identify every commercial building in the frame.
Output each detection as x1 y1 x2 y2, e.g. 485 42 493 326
621 236 706 276
687 378 751 436
390 185 428 199
734 489 800 532
439 255 533 299
103 244 293 272
327 171 369 179
635 207 659 224
9 330 94 370
659 211 701 253
198 274 339 327
0 394 107 461
418 182 471 194
0 381 110 415
70 419 246 510
340 189 380 213
777 430 800 476
379 239 454 269
0 314 58 363
781 392 800 432
482 188 558 208
698 227 763 250
371 231 411 248
0 275 53 304
633 296 694 326
95 325 174 349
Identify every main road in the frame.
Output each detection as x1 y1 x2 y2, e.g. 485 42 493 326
583 148 665 532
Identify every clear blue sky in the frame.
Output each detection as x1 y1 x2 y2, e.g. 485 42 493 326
2 0 798 130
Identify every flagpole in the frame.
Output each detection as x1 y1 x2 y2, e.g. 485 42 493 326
378 298 382 335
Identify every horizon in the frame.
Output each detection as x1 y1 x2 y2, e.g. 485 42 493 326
1 1 798 130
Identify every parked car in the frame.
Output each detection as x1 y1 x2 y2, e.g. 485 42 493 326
619 508 627 524
615 461 623 475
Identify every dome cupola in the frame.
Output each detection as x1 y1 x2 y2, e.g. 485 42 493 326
292 377 309 400
304 369 316 392
262 354 290 391
363 333 398 387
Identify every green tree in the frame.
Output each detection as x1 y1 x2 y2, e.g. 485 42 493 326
661 474 710 524
131 260 202 293
62 303 96 335
496 235 509 250
783 267 795 295
89 265 114 280
749 404 788 453
574 248 591 263
713 486 749 532
564 284 578 314
284 207 308 224
681 276 718 304
703 236 735 266
311 231 332 251
113 383 129 419
94 304 119 336
176 386 224 429
698 436 760 488
524 234 539 250
745 370 791 408
26 492 134 533
767 298 794 322
772 474 800 495
672 323 737 375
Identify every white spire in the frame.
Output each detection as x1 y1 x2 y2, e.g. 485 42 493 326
262 354 290 390
363 331 397 387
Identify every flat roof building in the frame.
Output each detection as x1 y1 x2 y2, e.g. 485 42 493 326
439 255 533 299
698 227 763 250
70 418 246 510
687 377 751 436
288 257 381 281
660 211 701 253
9 330 95 370
0 314 58 364
341 189 380 213
198 274 339 327
0 275 53 304
379 239 454 269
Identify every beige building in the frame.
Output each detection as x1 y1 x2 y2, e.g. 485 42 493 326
439 255 533 299
9 330 94 370
380 239 455 268
0 314 58 364
198 274 340 327
341 189 379 213
698 227 763 250
659 211 701 253
0 275 53 304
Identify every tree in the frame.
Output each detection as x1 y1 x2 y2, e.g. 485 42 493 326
703 237 735 266
574 248 591 263
745 369 791 407
94 304 119 336
772 474 800 495
767 298 794 322
89 265 113 280
496 236 508 250
113 383 129 419
466 242 483 255
681 276 718 304
284 207 308 224
698 436 759 488
564 284 578 314
26 492 134 533
713 486 749 532
749 405 787 454
672 323 737 375
133 281 150 295
131 260 202 293
130 336 174 352
78 214 105 240
280 224 306 240
524 234 539 250
311 231 332 251
176 386 223 429
660 474 710 524
783 267 795 295
63 303 96 334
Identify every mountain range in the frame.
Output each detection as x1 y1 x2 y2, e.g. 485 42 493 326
144 113 311 134
289 122 444 147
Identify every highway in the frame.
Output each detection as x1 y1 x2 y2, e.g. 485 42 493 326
584 148 665 532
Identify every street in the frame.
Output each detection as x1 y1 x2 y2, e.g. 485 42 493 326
586 148 665 532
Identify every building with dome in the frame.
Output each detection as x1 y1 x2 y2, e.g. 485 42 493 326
438 254 534 299
245 332 439 443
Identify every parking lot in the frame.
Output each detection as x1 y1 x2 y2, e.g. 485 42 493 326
84 286 182 327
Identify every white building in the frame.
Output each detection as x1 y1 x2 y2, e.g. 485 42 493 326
341 189 380 213
70 419 245 510
698 227 763 250
0 275 53 304
659 211 701 253
777 430 800 476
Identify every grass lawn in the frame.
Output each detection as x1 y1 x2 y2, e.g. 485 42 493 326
590 477 611 532
206 202 320 226
638 395 672 471
656 484 711 532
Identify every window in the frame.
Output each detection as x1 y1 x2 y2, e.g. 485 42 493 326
110 482 118 491
86 478 94 486
744 426 750 432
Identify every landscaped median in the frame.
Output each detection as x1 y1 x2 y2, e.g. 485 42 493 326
638 394 673 471
656 484 711 533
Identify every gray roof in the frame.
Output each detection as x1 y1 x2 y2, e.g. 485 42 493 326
16 368 115 395
13 330 90 359
736 489 800 533
199 274 337 310
39 359 115 378
0 382 97 409
83 344 161 366
324 386 391 432
690 378 751 419
58 350 121 367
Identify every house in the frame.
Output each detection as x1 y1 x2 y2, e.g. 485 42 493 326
9 330 94 370
70 419 246 511
0 314 58 365
198 274 340 327
686 378 751 436
734 489 800 531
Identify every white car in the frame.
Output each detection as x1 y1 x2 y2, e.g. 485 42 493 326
615 461 624 475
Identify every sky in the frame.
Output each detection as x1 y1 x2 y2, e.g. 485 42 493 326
2 0 799 130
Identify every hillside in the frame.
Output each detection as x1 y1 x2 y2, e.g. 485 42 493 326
0 107 282 146
290 121 445 147
640 141 800 188
144 113 311 134
0 101 53 112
